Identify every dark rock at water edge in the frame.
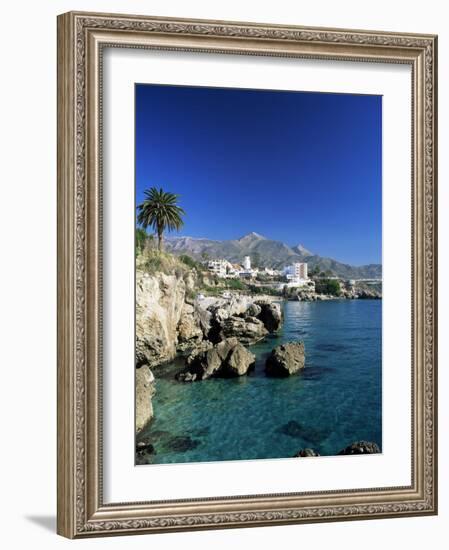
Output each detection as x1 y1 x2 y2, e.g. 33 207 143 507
205 298 282 345
176 337 256 381
136 437 156 456
338 441 381 455
219 315 268 345
176 371 198 383
293 448 320 457
255 300 283 332
265 341 305 377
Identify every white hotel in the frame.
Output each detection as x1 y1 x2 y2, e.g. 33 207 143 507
283 262 314 289
207 259 233 278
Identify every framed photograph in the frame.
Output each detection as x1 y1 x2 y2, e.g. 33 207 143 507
57 11 438 538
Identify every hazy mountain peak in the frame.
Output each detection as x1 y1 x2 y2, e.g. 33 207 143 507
238 231 266 241
294 243 313 256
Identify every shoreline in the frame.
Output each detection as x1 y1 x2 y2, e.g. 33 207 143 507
138 298 382 464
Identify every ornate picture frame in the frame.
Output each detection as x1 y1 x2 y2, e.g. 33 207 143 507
57 11 438 538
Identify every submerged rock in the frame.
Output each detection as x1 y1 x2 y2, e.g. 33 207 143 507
175 371 198 383
293 448 320 457
265 341 305 377
338 441 381 455
178 337 256 381
167 435 200 452
279 420 303 437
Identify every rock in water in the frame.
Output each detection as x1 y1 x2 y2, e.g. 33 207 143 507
136 438 155 455
245 303 262 318
265 341 305 377
338 441 381 455
256 300 283 332
178 337 255 381
293 448 320 457
200 296 283 345
135 366 155 434
220 315 268 345
225 342 257 376
175 371 197 383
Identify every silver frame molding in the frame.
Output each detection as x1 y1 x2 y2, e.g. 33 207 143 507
57 11 438 538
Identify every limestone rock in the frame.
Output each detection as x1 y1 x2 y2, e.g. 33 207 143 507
265 341 305 377
135 366 155 435
135 271 186 368
225 342 257 376
179 338 255 381
176 303 203 351
293 448 320 457
255 300 283 332
245 303 262 318
338 441 381 455
220 315 268 345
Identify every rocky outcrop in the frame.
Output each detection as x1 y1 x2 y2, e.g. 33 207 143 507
338 441 381 455
136 437 155 456
200 295 283 344
288 282 382 302
219 315 268 345
135 366 155 435
265 342 305 377
136 272 186 367
176 303 204 352
353 288 382 299
177 337 255 381
293 448 320 457
255 301 283 332
226 341 257 376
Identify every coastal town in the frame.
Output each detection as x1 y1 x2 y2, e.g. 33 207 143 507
206 255 312 287
204 255 381 299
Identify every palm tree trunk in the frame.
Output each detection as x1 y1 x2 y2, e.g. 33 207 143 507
157 228 163 252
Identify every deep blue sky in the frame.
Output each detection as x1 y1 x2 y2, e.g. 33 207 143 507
135 84 382 265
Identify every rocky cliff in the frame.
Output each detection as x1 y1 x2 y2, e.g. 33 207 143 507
135 268 283 435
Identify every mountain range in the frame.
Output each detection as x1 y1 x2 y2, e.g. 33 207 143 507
164 232 382 279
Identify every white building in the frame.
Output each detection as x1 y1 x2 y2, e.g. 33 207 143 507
243 256 251 270
284 262 308 280
282 262 311 288
292 262 308 280
207 259 232 278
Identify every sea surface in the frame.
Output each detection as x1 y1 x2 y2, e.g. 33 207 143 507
137 299 382 465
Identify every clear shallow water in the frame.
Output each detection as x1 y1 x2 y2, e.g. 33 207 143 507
138 300 382 464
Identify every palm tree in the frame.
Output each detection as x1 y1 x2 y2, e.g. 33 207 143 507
136 187 185 252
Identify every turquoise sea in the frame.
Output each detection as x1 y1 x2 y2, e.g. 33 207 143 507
137 299 382 465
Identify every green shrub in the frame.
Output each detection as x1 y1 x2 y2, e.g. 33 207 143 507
225 278 246 290
315 278 341 296
137 248 188 277
248 285 282 296
179 254 200 270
